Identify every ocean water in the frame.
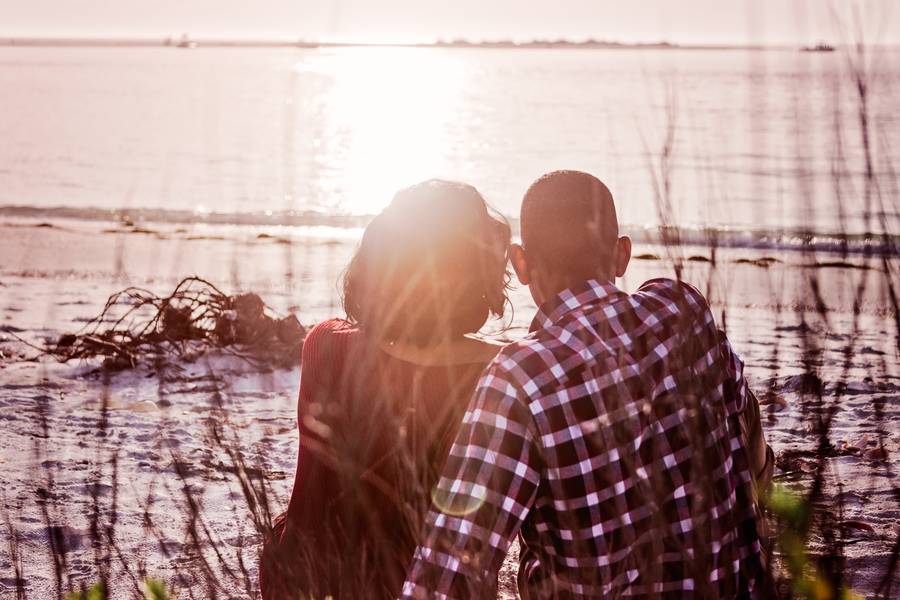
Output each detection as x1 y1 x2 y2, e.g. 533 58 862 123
1 45 898 239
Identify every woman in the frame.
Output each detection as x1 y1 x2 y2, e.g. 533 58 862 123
259 179 511 599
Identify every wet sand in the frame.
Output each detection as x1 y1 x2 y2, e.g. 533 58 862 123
0 219 897 598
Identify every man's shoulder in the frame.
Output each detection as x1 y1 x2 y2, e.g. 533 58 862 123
637 277 706 301
634 277 712 317
480 331 576 398
495 332 545 359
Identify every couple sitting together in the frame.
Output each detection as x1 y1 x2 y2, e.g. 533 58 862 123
260 170 774 599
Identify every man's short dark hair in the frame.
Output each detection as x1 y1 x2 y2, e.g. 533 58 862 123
521 170 619 281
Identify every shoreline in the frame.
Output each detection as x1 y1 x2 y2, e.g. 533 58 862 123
2 211 897 259
2 218 897 321
0 38 798 51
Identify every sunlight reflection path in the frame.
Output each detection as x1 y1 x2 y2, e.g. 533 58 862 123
296 48 467 215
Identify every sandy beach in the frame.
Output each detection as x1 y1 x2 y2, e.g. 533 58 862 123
0 218 897 598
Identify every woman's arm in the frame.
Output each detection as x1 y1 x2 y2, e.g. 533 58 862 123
285 319 352 530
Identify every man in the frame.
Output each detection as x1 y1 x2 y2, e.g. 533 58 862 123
401 171 772 599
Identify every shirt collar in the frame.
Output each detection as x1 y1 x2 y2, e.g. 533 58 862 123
529 278 623 333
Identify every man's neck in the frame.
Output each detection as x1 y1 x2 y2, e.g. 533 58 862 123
536 271 615 305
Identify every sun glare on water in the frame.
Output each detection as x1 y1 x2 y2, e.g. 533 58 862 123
296 47 467 215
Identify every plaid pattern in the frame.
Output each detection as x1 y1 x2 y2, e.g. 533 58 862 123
401 278 764 599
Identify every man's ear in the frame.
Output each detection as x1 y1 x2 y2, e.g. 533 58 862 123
614 235 631 278
510 243 531 285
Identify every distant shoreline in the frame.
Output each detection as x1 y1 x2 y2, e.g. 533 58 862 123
0 37 792 51
1 205 896 258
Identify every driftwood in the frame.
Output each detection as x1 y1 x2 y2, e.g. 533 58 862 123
45 277 306 371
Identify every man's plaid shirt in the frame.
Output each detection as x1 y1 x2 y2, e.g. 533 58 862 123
402 278 764 599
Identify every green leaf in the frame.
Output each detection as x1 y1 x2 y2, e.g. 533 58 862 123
142 578 171 600
765 484 806 526
841 588 864 600
65 582 106 600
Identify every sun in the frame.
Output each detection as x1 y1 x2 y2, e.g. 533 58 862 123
296 46 468 215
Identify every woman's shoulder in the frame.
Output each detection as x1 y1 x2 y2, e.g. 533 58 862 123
458 336 504 366
301 318 360 364
306 317 358 339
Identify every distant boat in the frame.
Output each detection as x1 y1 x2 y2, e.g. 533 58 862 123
802 43 835 53
175 35 197 49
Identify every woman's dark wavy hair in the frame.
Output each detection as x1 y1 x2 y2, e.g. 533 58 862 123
342 179 511 345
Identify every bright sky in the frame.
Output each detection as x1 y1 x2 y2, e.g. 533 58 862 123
1 0 898 45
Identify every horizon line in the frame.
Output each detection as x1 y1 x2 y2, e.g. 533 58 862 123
0 35 840 51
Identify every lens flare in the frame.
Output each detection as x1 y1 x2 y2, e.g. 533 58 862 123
431 481 488 518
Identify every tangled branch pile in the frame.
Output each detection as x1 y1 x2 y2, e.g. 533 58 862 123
48 277 306 371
